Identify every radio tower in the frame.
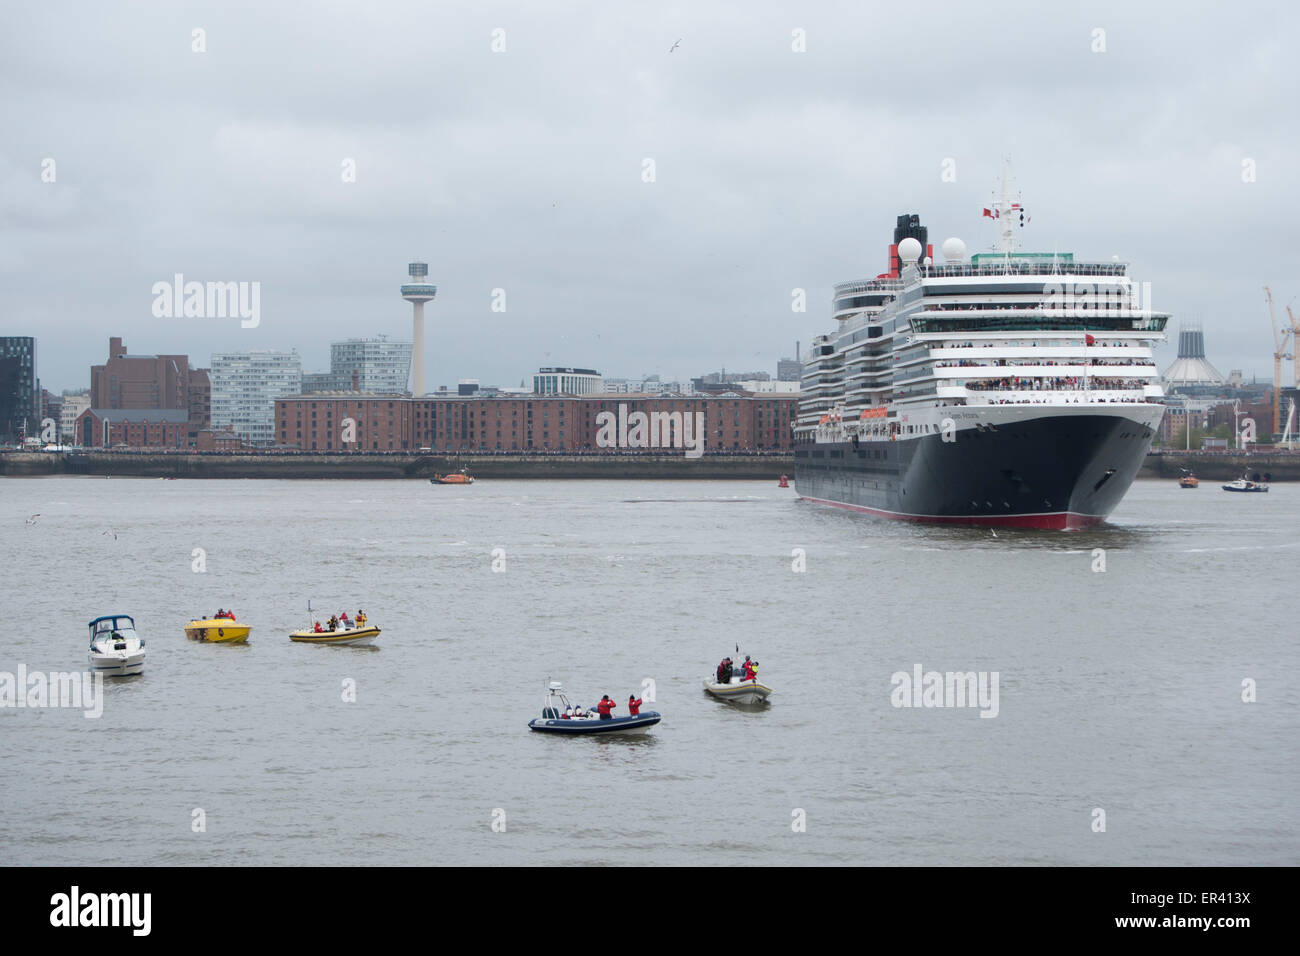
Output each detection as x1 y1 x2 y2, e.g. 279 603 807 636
401 261 437 396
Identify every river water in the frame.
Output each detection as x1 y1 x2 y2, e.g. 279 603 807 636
1 477 1295 865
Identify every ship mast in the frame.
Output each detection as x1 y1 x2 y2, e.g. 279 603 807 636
995 157 1017 256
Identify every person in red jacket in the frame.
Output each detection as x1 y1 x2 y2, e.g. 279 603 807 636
628 694 642 716
596 695 616 720
743 657 757 682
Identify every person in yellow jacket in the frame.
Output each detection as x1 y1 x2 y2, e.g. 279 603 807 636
356 610 367 626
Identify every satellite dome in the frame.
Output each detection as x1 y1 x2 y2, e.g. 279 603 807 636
941 237 966 262
898 237 922 263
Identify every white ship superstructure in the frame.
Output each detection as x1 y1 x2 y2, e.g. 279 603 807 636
794 165 1169 529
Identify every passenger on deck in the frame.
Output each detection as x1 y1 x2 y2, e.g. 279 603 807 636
313 621 323 633
356 610 367 626
628 695 642 716
596 695 616 720
743 658 758 682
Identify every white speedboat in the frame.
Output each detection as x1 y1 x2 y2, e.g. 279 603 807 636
88 614 146 676
1222 473 1269 493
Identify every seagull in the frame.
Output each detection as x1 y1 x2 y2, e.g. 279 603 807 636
990 529 998 538
102 530 120 540
25 514 40 525
670 38 681 52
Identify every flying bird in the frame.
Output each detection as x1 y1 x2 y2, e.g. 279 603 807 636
25 514 40 525
670 38 681 52
101 530 121 540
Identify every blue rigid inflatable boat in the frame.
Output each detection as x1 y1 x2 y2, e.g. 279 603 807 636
527 682 661 735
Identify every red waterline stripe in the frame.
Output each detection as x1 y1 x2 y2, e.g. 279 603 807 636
799 495 1106 530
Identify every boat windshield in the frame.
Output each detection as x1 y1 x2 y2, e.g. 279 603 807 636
90 617 136 639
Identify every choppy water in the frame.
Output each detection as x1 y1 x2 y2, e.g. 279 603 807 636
1 477 1296 865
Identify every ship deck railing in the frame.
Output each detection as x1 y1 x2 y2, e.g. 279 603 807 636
957 388 1156 405
833 262 1130 296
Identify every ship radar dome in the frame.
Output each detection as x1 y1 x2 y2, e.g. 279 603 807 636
941 237 966 263
898 237 922 263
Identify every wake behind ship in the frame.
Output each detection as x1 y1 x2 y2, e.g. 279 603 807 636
794 169 1168 529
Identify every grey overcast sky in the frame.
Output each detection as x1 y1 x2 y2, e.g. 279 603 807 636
2 0 1296 391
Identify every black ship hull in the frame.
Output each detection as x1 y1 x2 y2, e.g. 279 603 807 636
795 412 1156 529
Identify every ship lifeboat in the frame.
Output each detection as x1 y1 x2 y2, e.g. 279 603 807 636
431 470 474 485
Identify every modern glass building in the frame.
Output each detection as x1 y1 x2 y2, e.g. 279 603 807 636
302 336 413 395
0 336 38 444
532 367 603 396
210 350 302 445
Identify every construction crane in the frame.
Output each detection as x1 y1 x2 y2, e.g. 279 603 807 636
1265 286 1295 435
1289 302 1300 389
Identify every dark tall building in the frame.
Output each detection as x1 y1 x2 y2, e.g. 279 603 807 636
0 336 38 444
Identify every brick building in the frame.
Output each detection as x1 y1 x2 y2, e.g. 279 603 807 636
89 336 210 444
74 408 191 448
274 393 797 453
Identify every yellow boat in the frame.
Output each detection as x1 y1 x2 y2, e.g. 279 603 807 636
289 624 381 646
185 618 251 643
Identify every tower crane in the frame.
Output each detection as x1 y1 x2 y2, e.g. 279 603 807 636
1265 286 1294 436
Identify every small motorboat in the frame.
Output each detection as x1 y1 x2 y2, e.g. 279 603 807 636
528 681 660 735
704 654 771 704
1178 469 1198 489
289 622 380 646
778 474 789 488
185 615 251 643
703 676 773 705
88 614 146 676
1222 472 1269 493
431 469 474 485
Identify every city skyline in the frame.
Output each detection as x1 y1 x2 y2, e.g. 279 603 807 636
3 3 1297 392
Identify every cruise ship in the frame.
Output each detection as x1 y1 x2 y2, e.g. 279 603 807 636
794 173 1168 529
